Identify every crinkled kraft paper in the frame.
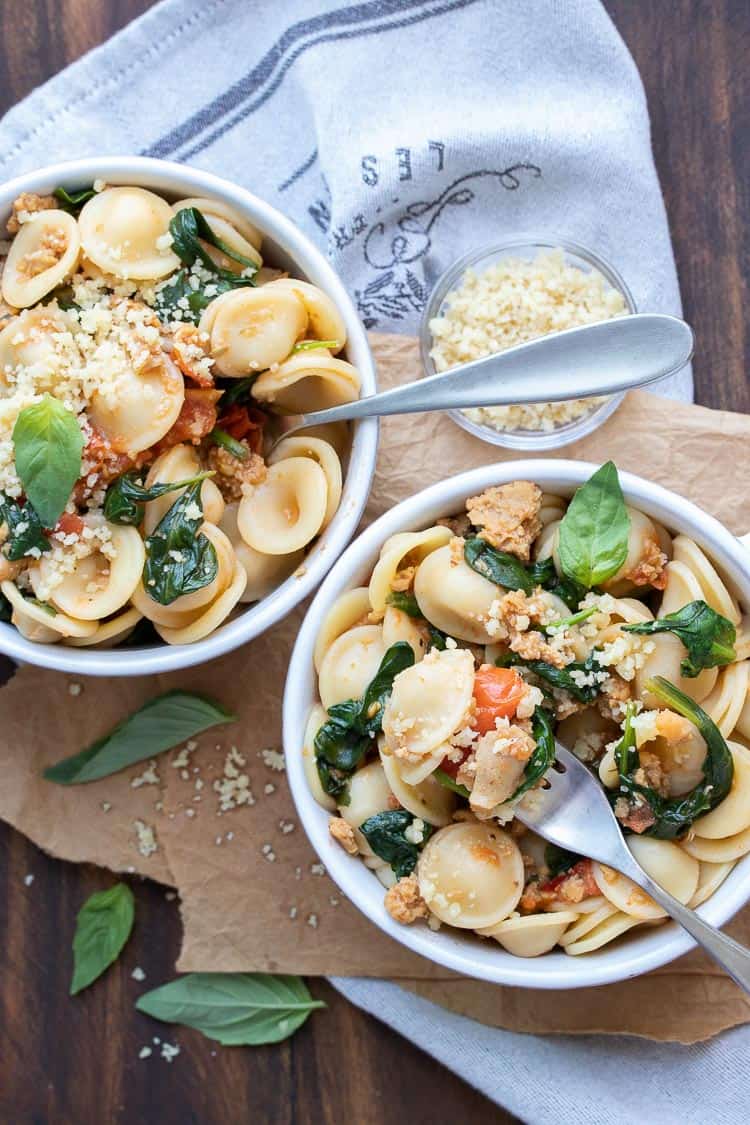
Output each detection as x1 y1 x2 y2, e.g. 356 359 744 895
2 333 750 1043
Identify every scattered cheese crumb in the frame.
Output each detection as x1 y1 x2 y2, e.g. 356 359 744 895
130 759 160 788
261 843 276 862
68 682 82 697
131 966 146 982
101 801 112 813
307 913 318 929
160 1042 180 1063
134 819 158 857
260 747 285 772
138 1046 152 1060
24 873 34 886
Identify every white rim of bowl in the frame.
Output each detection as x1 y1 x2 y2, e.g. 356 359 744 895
284 459 750 989
419 236 638 451
0 156 378 676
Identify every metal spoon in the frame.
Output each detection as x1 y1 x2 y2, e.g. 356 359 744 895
275 313 694 439
515 741 750 992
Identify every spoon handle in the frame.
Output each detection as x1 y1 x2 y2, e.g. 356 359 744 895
293 313 693 429
620 856 750 994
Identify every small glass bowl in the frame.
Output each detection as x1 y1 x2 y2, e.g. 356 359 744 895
419 237 638 451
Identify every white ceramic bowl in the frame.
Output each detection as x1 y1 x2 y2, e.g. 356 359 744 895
284 459 750 988
0 157 378 676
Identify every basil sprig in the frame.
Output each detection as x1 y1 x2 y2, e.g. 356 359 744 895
104 469 214 526
359 810 433 878
558 462 630 589
155 207 258 325
12 395 84 528
496 650 605 704
0 493 49 559
70 883 135 995
44 690 235 785
623 600 736 678
54 185 96 213
143 481 217 605
136 973 324 1046
612 680 734 839
314 641 415 803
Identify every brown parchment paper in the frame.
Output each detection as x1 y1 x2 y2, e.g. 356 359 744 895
2 332 750 1043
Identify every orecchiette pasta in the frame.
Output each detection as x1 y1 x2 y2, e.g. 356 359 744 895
0 179 359 648
306 466 750 961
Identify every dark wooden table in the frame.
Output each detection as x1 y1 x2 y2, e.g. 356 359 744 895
0 2 747 1122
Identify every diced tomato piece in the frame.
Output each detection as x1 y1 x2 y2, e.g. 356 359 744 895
471 664 526 735
154 388 221 454
54 512 85 537
439 747 471 779
539 859 599 901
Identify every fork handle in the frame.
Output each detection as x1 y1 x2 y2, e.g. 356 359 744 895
627 865 750 993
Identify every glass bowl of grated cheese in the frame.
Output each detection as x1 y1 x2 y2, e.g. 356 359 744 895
420 239 637 450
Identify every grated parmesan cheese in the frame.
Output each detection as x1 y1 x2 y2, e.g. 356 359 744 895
429 248 628 433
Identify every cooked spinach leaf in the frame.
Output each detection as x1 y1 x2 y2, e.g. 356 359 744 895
433 768 470 797
104 470 214 526
209 428 249 460
143 481 218 606
54 185 96 213
623 600 736 678
0 590 11 622
0 494 49 559
544 844 581 879
611 681 734 839
545 604 598 632
70 883 134 995
510 706 557 800
218 376 256 409
314 642 415 803
154 206 258 324
464 537 538 594
385 590 422 617
558 462 630 589
359 810 433 878
496 650 604 703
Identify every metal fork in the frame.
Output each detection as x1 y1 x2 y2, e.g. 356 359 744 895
274 313 694 441
514 741 750 991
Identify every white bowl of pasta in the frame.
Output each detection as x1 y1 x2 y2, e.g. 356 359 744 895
0 157 377 674
284 459 750 988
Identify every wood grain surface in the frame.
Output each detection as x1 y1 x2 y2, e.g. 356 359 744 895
0 2 747 1122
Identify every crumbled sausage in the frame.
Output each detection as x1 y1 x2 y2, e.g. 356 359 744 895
154 388 222 454
328 816 358 855
466 481 543 560
614 795 657 834
624 537 668 590
6 192 57 235
207 442 266 502
170 324 215 387
384 874 429 924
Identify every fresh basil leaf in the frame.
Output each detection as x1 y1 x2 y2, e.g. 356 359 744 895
54 185 96 213
385 590 422 617
291 339 340 353
170 207 259 273
210 428 249 460
314 642 415 802
510 706 556 800
104 470 213 526
219 376 256 409
70 883 135 995
544 844 581 879
359 810 433 878
136 973 325 1046
44 690 235 785
496 650 604 703
611 682 734 839
12 395 84 528
0 493 50 559
464 537 536 594
433 767 470 797
558 462 630 589
623 600 736 678
143 481 218 605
